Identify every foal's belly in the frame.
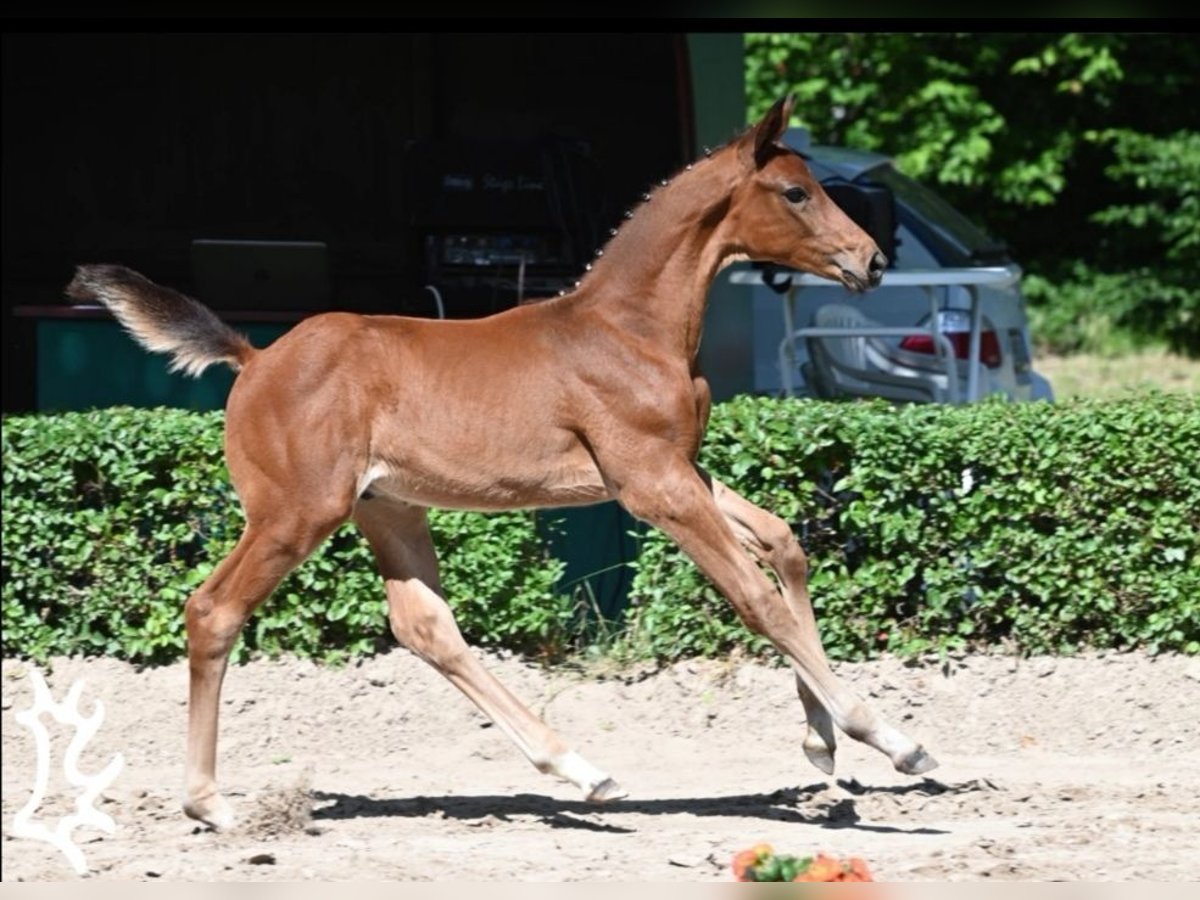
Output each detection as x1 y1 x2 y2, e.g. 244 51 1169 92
358 444 611 512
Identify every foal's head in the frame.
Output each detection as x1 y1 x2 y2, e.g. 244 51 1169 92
727 95 886 292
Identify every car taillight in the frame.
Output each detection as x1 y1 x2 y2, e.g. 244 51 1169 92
899 311 1003 369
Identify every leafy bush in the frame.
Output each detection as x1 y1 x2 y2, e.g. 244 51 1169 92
625 394 1200 661
2 408 568 664
4 399 1197 666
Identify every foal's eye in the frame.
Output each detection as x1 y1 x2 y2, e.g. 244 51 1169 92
784 186 809 204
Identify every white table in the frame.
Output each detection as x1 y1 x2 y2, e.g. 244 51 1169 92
729 266 1020 403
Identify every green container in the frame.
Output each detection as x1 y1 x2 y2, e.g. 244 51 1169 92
34 318 291 412
538 503 641 625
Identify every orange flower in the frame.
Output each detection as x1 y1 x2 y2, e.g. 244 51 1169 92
731 850 757 881
735 846 876 883
841 857 873 882
803 853 844 882
731 843 773 881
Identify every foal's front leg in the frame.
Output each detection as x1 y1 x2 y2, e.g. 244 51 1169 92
710 476 840 774
620 457 936 776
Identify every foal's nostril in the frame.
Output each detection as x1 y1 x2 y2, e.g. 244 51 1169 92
867 250 887 286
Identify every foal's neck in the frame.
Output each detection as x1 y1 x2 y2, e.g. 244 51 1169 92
571 151 741 364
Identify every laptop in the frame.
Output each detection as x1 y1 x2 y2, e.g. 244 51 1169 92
191 239 331 312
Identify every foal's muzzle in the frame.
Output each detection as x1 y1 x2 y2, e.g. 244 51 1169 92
837 249 888 292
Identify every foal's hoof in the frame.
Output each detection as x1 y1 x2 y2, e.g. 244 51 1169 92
895 746 939 776
585 777 628 803
803 740 837 776
183 794 236 831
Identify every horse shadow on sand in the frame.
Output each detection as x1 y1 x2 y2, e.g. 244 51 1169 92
308 777 993 835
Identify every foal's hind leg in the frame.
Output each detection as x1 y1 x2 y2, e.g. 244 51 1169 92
354 498 626 802
183 512 344 828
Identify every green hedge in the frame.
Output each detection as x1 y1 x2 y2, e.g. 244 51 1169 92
2 408 569 664
3 396 1198 665
627 393 1200 660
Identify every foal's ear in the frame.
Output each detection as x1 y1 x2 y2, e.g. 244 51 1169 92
745 94 795 169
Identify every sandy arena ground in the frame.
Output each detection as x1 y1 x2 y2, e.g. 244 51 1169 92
3 648 1199 881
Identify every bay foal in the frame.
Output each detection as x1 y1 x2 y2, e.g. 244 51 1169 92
69 96 935 829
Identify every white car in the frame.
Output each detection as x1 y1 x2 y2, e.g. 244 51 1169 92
748 130 1054 403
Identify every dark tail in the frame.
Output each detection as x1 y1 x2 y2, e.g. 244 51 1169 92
66 265 257 377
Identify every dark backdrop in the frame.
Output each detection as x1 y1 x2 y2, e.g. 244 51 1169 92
2 32 692 412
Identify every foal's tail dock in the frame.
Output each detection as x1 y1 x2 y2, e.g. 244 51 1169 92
67 264 257 377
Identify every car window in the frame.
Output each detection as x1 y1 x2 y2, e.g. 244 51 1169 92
859 164 1011 267
891 223 938 269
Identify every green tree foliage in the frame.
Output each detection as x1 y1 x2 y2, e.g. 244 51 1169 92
746 32 1200 355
